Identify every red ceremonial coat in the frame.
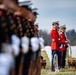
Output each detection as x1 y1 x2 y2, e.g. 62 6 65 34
59 32 67 52
50 28 60 50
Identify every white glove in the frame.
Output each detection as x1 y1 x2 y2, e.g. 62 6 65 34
2 43 13 53
11 35 20 56
12 44 20 56
39 42 44 49
11 35 20 46
59 44 63 49
30 37 39 52
21 36 29 54
39 37 44 49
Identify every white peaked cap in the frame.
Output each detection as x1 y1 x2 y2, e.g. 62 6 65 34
19 0 31 3
18 0 32 6
60 25 66 29
31 37 39 52
21 36 29 53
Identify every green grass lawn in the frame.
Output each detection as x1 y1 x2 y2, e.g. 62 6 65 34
41 50 76 75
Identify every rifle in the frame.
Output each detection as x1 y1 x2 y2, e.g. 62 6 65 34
54 54 59 72
66 39 72 68
66 39 72 59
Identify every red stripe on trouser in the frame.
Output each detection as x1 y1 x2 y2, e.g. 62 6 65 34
53 51 56 71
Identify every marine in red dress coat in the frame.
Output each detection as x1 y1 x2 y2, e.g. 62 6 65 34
59 25 68 68
50 21 60 71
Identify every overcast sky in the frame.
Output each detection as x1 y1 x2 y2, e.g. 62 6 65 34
19 0 76 33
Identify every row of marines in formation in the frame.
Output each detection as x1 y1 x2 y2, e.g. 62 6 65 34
0 0 44 75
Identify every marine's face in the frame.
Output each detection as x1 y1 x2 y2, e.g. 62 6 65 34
61 28 66 32
54 23 59 29
63 28 66 32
